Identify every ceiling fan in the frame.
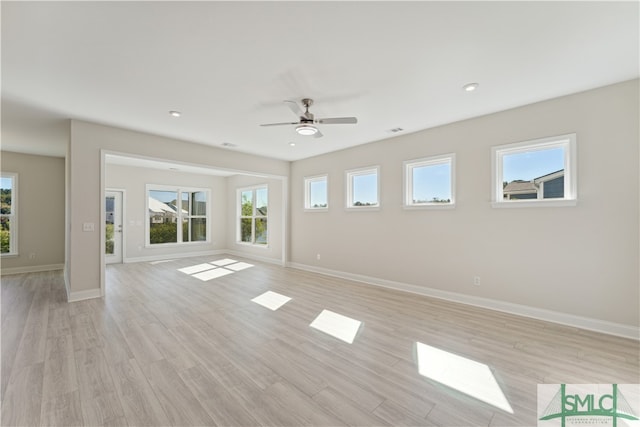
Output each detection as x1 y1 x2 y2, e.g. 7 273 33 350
260 98 357 137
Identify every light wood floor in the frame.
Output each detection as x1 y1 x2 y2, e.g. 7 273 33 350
2 256 638 426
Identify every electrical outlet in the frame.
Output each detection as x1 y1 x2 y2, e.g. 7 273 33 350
316 253 321 260
28 253 36 260
473 276 481 286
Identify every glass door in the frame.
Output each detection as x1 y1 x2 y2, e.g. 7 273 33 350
105 190 123 264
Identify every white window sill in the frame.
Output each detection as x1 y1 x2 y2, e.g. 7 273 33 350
235 242 270 249
404 203 456 210
491 199 578 208
1 252 19 258
346 206 380 212
145 241 211 248
304 208 329 213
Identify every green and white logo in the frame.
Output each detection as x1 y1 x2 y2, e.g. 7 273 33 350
538 384 639 427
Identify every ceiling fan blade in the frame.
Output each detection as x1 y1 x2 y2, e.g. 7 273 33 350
259 122 298 127
313 129 324 138
284 100 304 118
316 117 358 124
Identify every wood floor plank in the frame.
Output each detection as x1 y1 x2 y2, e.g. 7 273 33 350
42 334 78 399
312 386 389 426
74 347 126 426
141 359 215 426
2 257 639 427
179 363 263 427
110 358 171 427
39 390 84 427
1 362 44 427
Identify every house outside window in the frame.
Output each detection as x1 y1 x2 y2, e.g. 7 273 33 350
238 186 268 246
146 185 210 245
1 173 17 255
492 133 576 207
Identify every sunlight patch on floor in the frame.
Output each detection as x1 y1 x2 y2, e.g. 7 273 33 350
310 309 362 344
210 258 238 266
177 259 254 282
226 262 254 272
416 342 513 414
192 268 234 281
251 291 292 311
178 263 216 275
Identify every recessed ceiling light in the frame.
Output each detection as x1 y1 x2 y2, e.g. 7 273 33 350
295 124 318 136
289 142 296 147
169 110 182 117
463 83 479 92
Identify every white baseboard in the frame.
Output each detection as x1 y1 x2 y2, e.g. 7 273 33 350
68 288 102 302
123 249 226 264
224 250 284 266
287 262 639 341
0 263 64 276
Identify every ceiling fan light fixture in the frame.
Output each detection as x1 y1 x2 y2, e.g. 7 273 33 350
296 124 318 136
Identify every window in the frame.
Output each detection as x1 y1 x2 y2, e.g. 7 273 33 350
304 175 328 210
346 166 379 209
1 173 17 256
492 134 577 207
238 186 268 246
404 154 455 208
146 185 210 245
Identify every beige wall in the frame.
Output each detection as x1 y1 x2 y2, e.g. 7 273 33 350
105 164 228 261
290 79 639 328
1 151 65 272
68 120 289 296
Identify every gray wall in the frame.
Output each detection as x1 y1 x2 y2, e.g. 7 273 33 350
0 151 65 272
290 79 639 327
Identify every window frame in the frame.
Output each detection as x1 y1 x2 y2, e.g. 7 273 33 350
237 185 269 247
1 172 18 257
145 184 211 247
403 153 456 209
304 174 329 211
345 166 380 210
491 133 577 208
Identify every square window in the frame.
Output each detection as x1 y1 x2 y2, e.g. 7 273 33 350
147 186 210 245
346 167 379 209
404 154 455 208
492 134 577 207
304 175 328 210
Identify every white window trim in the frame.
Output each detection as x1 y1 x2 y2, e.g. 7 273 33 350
345 166 380 210
1 172 18 257
403 153 456 210
236 185 269 247
491 133 577 208
304 174 329 212
145 184 211 247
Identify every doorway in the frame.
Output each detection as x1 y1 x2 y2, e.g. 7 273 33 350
105 190 124 264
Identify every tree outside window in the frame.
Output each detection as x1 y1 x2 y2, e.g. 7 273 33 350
238 186 268 245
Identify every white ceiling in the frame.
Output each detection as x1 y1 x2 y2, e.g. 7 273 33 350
2 1 638 162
